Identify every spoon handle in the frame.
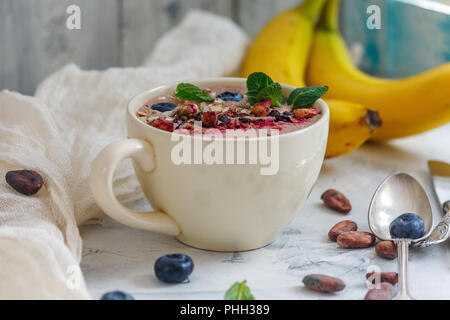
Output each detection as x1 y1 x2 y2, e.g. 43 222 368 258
393 239 414 300
414 201 450 248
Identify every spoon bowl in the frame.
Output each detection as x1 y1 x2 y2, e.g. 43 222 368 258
369 173 433 242
368 173 434 300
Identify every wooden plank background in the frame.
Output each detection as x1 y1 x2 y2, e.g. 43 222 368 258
1 0 449 95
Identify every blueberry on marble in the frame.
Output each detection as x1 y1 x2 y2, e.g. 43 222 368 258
217 91 243 102
154 253 194 284
100 290 135 300
389 213 425 239
151 102 177 112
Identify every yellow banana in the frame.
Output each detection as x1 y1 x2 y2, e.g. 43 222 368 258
326 100 381 158
306 0 450 141
241 0 325 86
241 0 381 157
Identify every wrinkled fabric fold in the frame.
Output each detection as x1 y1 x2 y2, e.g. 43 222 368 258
0 10 249 299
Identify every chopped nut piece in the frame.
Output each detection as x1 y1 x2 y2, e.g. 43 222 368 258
202 111 217 128
252 102 270 117
151 118 174 132
294 108 321 120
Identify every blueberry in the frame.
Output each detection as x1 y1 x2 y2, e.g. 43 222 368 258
282 111 293 116
217 91 243 102
389 213 425 239
275 114 292 123
151 102 177 112
154 254 194 284
100 290 135 300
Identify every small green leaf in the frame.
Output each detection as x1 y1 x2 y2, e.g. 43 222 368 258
174 83 214 102
224 280 255 300
288 86 328 109
246 72 285 106
246 72 274 93
256 82 282 107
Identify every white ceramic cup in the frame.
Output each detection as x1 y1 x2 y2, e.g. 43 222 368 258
90 78 329 251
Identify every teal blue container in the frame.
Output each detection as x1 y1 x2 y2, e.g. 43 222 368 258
341 0 450 77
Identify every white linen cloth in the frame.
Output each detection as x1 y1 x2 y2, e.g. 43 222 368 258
0 11 249 299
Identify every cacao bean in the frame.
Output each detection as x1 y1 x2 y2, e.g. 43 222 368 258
302 274 345 293
337 231 376 249
375 241 397 260
364 282 395 300
366 272 398 285
321 189 352 213
5 170 43 196
328 220 358 241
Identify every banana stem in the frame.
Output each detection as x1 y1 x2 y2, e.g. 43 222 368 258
298 0 327 20
317 0 341 31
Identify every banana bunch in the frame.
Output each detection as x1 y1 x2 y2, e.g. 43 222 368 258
307 0 450 141
242 0 380 158
242 0 450 157
241 0 319 88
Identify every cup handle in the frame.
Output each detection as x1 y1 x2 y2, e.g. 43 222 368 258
90 138 180 236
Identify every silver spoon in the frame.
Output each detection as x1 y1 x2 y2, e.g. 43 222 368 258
368 173 433 300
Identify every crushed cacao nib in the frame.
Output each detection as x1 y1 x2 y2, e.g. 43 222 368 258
239 117 250 124
185 122 194 130
230 112 249 118
252 119 265 123
194 112 203 121
275 114 292 123
218 114 229 124
268 110 280 117
174 120 185 130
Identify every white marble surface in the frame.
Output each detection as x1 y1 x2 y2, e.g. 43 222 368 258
80 125 450 300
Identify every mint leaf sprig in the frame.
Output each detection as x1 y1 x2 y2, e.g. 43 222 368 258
224 280 255 300
174 83 214 102
246 72 328 109
256 82 283 106
246 72 283 107
288 86 328 109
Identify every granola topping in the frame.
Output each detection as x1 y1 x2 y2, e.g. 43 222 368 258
136 86 322 135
